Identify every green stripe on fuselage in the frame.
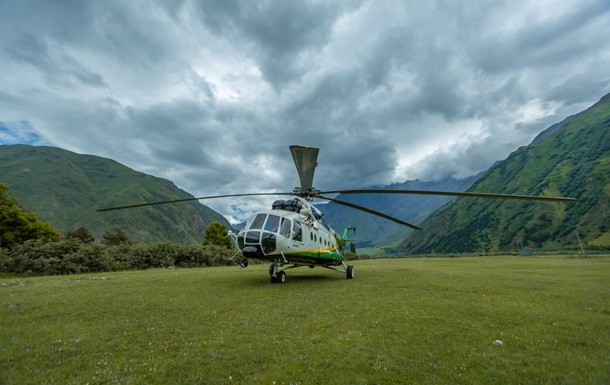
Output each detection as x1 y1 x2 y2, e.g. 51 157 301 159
281 247 344 266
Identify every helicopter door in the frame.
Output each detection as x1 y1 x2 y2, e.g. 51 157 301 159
279 217 291 238
292 221 303 242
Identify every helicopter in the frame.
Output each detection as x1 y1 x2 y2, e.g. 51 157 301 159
98 145 575 284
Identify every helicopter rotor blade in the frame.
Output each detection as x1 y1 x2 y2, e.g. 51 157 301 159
318 195 422 230
290 145 319 192
320 189 576 203
97 192 291 212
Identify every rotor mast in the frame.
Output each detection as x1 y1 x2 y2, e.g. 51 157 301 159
289 145 320 199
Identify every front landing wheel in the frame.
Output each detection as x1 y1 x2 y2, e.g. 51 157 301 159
346 265 354 279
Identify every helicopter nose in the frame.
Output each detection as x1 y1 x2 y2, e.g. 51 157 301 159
242 245 264 259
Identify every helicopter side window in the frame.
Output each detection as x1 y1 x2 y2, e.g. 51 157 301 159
292 221 302 242
279 218 291 238
264 215 280 233
250 214 266 229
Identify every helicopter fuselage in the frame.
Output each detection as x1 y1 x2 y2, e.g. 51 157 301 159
235 197 344 267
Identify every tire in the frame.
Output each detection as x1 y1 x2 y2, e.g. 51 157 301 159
269 263 275 276
277 270 286 284
346 265 354 279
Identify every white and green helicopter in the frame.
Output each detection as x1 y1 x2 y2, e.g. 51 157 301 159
99 145 575 284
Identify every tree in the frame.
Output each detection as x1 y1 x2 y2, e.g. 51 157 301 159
0 183 60 250
202 222 233 249
102 226 131 245
65 226 95 244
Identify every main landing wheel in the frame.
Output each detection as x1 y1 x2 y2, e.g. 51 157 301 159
269 263 286 284
271 270 286 284
277 270 286 284
346 265 354 279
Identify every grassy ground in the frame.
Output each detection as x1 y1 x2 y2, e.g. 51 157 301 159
1 256 608 384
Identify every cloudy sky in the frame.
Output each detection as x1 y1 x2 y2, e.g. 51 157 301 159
1 0 609 223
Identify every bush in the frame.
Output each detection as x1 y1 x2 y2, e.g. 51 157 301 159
0 247 8 273
63 243 113 274
7 239 82 275
105 244 133 271
148 242 178 268
173 244 206 268
203 245 239 267
1 239 240 276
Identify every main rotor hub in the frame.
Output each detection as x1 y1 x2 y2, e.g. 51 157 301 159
292 187 321 199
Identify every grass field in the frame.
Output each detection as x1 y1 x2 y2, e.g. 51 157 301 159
1 256 609 384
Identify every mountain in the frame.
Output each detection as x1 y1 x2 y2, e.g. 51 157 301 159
0 145 231 244
321 176 480 247
398 93 610 254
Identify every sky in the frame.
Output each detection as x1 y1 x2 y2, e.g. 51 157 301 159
1 0 609 223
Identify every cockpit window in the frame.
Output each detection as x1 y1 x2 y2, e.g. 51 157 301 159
250 214 266 229
264 215 280 232
279 217 291 238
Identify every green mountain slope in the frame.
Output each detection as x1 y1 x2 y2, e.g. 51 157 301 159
0 145 231 244
398 93 610 254
321 176 480 247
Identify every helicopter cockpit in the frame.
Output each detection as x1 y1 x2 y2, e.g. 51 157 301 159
237 211 303 259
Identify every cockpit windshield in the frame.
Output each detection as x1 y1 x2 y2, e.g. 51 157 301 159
249 214 266 229
264 215 280 232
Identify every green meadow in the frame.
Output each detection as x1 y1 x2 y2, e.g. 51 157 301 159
1 256 608 384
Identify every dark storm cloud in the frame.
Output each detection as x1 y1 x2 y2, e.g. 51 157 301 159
194 0 359 89
1 0 609 222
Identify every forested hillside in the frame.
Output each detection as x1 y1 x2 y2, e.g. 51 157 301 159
399 93 610 254
0 145 231 244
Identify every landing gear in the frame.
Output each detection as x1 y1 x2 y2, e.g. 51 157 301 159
240 258 249 268
346 265 354 279
269 263 286 284
268 262 352 283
